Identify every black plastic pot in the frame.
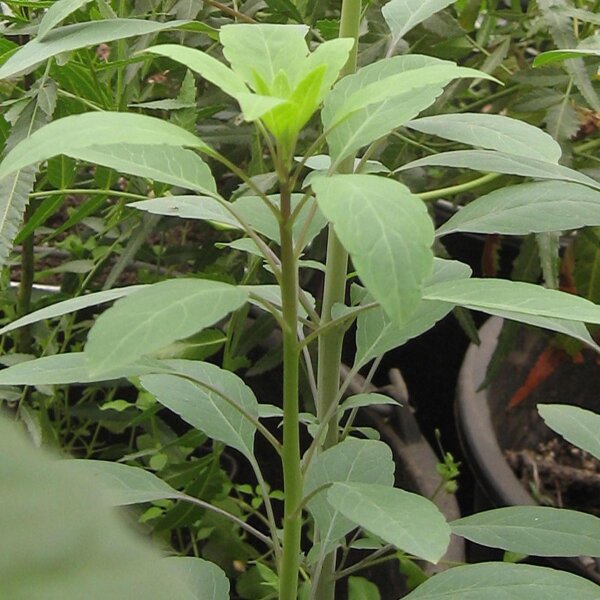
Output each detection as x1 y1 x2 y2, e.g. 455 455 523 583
456 317 600 582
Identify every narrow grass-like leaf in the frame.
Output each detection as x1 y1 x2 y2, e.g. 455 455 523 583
164 557 230 600
85 279 248 375
37 0 94 40
304 438 395 556
0 285 145 335
141 359 258 459
534 48 600 66
538 404 600 460
397 150 600 190
403 562 600 599
0 19 189 80
61 460 181 505
327 482 450 563
436 182 600 236
406 114 561 163
451 506 600 557
0 113 208 181
313 175 434 327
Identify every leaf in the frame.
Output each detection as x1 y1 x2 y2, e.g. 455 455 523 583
131 194 327 247
327 65 496 132
403 562 600 599
573 228 600 303
0 94 51 269
338 393 400 417
38 0 94 41
304 438 395 556
354 259 471 368
220 23 310 90
534 48 600 67
143 44 248 98
84 279 248 375
322 55 449 166
406 114 561 163
382 0 457 44
451 506 600 557
538 404 600 461
313 174 434 327
72 144 217 196
140 359 258 459
327 482 450 563
60 460 181 505
164 557 230 600
348 576 381 600
0 113 209 181
0 19 189 80
0 285 146 335
0 353 156 386
0 415 200 600
436 182 600 237
397 150 600 191
423 278 600 327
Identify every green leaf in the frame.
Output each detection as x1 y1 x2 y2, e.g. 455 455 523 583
164 557 230 600
451 506 600 557
0 353 156 386
0 113 209 181
437 182 600 237
406 114 562 163
0 285 146 335
327 482 450 563
574 228 600 303
143 44 248 98
313 174 434 327
304 438 395 556
72 144 217 196
84 279 248 375
60 460 181 505
37 0 94 41
140 359 258 459
0 415 199 599
322 55 450 166
131 194 326 247
354 259 471 368
403 562 600 599
0 19 189 80
328 65 496 132
534 48 600 67
338 393 401 418
538 404 600 461
398 150 600 191
220 23 310 90
423 278 600 326
348 576 381 600
383 0 457 44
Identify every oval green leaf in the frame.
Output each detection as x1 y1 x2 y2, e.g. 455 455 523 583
326 482 450 563
538 404 600 461
164 557 230 600
84 279 248 376
451 506 600 557
313 174 434 327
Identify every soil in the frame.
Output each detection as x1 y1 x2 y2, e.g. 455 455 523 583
487 325 600 515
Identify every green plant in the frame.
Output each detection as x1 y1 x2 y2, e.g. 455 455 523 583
3 1 600 599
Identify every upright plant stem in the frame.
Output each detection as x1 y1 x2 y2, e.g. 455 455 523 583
313 1 361 598
279 180 303 600
17 204 34 354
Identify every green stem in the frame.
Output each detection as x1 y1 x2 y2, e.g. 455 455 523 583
313 2 361 598
279 181 303 600
418 173 500 202
17 204 34 353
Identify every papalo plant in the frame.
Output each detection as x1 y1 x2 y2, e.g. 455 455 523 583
3 1 600 599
